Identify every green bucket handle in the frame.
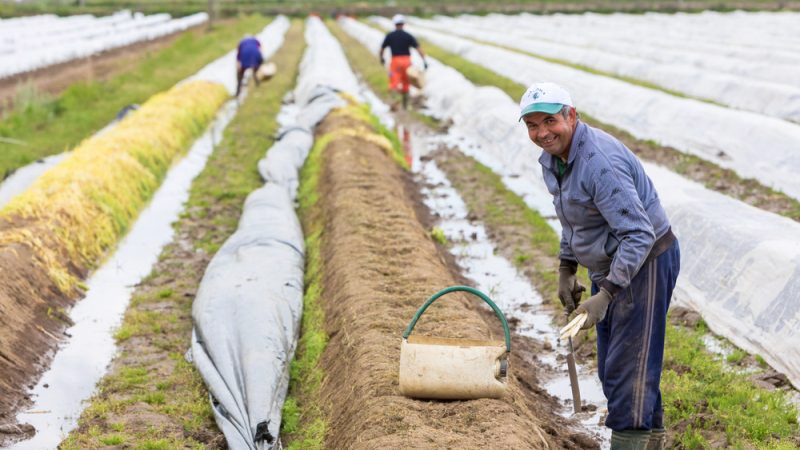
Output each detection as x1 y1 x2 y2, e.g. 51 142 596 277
402 285 511 353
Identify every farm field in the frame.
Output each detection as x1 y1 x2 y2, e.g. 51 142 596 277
0 4 799 450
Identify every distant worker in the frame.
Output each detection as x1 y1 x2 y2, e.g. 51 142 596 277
519 82 680 449
236 34 263 97
379 14 428 110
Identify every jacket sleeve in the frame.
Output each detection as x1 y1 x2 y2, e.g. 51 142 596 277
559 231 576 263
589 146 655 293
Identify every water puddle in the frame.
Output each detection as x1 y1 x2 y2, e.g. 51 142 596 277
410 128 610 447
9 99 238 450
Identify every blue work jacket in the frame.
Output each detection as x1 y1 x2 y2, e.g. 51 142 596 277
539 120 671 290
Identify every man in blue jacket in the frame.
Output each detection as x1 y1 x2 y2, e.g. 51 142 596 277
519 82 680 449
236 35 263 97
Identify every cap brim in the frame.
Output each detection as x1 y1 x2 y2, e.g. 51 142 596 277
518 102 564 120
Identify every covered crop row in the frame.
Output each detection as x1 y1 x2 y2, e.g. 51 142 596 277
383 16 800 201
419 14 800 123
0 79 227 421
0 10 208 79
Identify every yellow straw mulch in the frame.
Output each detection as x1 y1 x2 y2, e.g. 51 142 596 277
0 80 229 294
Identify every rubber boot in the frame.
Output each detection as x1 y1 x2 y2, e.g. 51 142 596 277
611 429 651 450
646 428 666 450
402 92 409 110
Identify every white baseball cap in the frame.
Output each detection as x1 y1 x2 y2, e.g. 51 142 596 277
518 82 573 120
392 14 405 25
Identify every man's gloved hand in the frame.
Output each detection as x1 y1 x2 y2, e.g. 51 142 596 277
558 260 585 314
380 57 385 65
575 288 612 329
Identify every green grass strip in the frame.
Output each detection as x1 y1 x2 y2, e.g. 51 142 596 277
281 133 331 450
0 15 268 179
283 96 404 448
664 320 799 448
60 19 307 450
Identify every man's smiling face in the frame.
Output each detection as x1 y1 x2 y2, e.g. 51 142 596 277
522 106 577 161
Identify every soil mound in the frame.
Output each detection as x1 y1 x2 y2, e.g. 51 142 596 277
311 112 595 448
0 218 77 441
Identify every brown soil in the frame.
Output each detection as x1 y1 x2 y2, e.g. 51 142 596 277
301 111 596 449
0 25 202 114
0 216 85 444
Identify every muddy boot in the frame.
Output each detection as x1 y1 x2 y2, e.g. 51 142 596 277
611 429 651 450
646 428 666 450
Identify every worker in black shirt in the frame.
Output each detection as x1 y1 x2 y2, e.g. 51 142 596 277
379 14 428 110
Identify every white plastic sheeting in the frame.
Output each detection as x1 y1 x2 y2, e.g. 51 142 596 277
191 184 305 450
1 10 208 79
345 17 800 390
464 12 800 87
414 14 800 123
294 16 361 107
258 126 313 200
372 17 800 202
190 16 361 450
648 164 800 390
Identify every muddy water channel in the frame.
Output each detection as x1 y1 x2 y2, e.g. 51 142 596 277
407 126 610 447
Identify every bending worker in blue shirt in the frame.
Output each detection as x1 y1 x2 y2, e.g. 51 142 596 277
519 82 680 449
236 35 263 97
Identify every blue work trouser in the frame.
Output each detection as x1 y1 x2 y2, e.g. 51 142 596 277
594 239 680 431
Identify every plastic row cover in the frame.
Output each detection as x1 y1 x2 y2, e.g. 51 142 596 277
294 16 361 107
463 12 800 86
378 18 800 201
351 17 800 389
191 184 305 449
191 16 355 449
650 164 800 390
417 15 800 123
258 126 313 200
1 12 208 79
0 10 131 40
